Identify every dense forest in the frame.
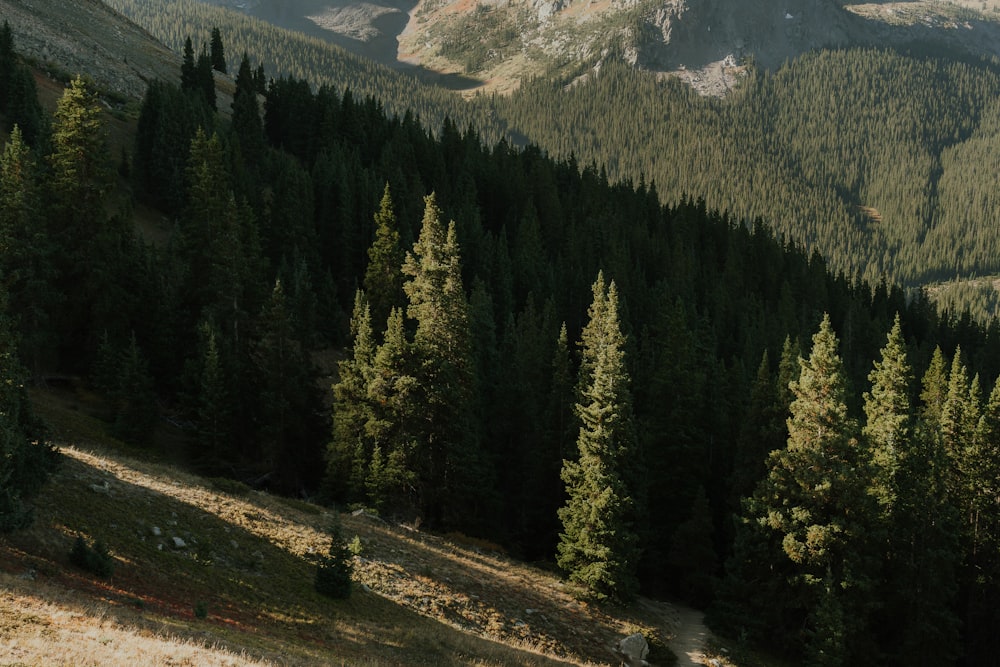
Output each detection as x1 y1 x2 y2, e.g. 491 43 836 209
104 0 1000 321
3 15 1000 666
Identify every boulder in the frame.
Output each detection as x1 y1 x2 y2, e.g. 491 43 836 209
617 632 649 665
172 536 187 549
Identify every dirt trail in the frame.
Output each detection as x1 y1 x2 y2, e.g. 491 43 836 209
670 605 710 666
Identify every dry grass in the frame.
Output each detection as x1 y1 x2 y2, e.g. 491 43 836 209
0 388 698 666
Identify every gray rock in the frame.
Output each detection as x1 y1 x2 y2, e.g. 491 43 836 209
617 632 649 665
172 536 187 549
150 526 162 537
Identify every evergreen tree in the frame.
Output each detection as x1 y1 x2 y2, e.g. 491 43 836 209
401 193 491 529
864 315 960 664
744 314 879 664
327 291 376 501
180 36 197 92
364 183 404 332
557 273 640 603
251 279 325 492
231 53 263 161
965 376 1000 662
45 76 113 365
110 332 157 444
0 281 56 532
0 125 56 374
314 515 353 599
0 22 44 146
196 45 216 112
365 306 418 513
191 321 233 466
210 27 227 73
862 314 912 516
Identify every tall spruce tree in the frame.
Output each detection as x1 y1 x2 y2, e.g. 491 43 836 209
209 27 227 74
365 306 418 513
327 291 377 501
557 273 640 603
864 315 960 665
364 184 404 332
0 280 56 531
966 376 1000 662
745 314 880 664
0 125 56 374
401 193 491 530
45 76 113 365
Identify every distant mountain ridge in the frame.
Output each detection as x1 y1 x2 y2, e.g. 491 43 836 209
189 0 1000 94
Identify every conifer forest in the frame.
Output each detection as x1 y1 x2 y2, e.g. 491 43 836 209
2 9 1000 666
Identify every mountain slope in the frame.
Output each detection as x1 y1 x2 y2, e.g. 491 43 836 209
184 0 1000 95
0 0 179 99
0 387 697 666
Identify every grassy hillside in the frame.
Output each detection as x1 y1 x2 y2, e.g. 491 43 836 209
0 387 700 666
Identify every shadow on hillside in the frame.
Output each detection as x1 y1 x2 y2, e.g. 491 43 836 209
2 448 571 666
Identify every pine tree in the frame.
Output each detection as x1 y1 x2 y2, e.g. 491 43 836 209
45 76 113 365
210 27 227 73
365 306 418 512
0 125 57 374
965 376 1000 663
252 279 324 492
862 314 912 515
110 332 157 444
327 291 376 501
314 515 353 599
557 273 640 603
0 281 56 532
192 321 233 465
401 193 491 529
196 45 216 112
864 316 960 665
231 53 263 161
746 314 879 664
180 36 197 92
364 184 404 332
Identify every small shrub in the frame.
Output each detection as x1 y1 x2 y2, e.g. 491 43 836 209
348 535 363 557
194 601 208 619
69 535 115 578
315 518 353 599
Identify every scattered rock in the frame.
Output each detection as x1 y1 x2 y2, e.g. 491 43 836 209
89 481 110 495
172 537 187 549
150 526 162 537
617 632 649 665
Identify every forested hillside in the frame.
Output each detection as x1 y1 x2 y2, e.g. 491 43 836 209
3 12 1000 665
497 52 1000 292
102 0 1000 322
101 0 505 140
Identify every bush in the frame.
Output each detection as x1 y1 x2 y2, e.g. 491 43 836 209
314 518 353 599
69 535 115 578
194 600 208 619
